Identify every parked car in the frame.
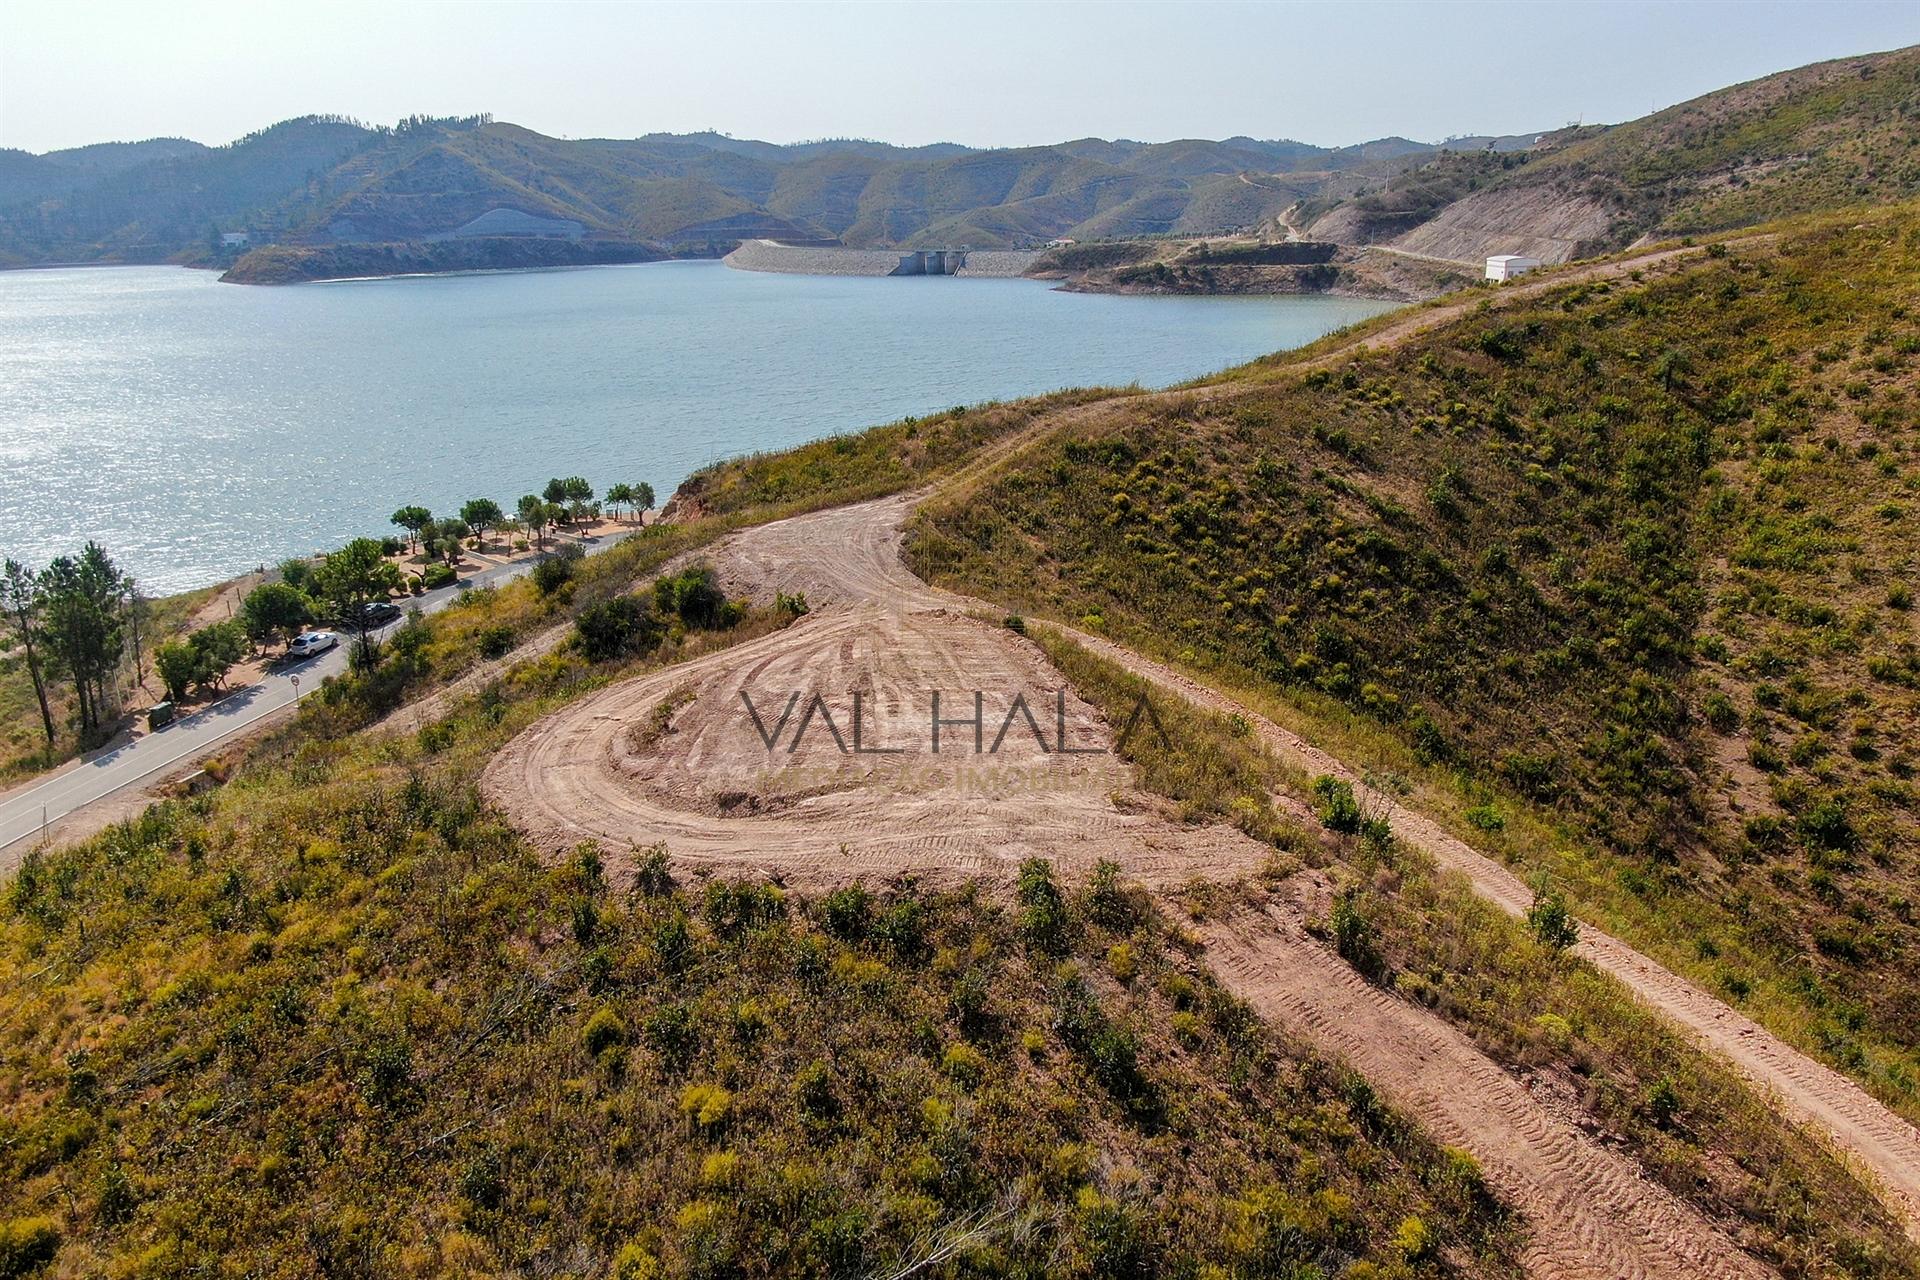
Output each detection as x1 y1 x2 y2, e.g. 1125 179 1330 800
147 701 176 730
355 601 403 627
288 630 339 658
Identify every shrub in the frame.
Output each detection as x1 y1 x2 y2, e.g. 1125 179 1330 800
1464 803 1505 832
644 1004 697 1070
531 545 582 595
583 1007 626 1056
1330 891 1380 975
654 566 730 628
422 562 457 590
871 899 926 956
792 1060 838 1119
0 1218 59 1279
1106 943 1136 984
1312 776 1362 833
1702 692 1740 733
1083 858 1135 931
945 967 993 1040
574 594 661 662
1646 1076 1681 1129
820 885 872 940
1393 1215 1433 1261
612 1243 661 1280
1798 798 1857 852
942 1042 987 1088
679 1082 733 1130
635 844 673 895
1016 858 1070 954
1526 883 1579 952
475 625 515 659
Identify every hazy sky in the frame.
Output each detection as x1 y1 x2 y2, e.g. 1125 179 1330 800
3 0 1917 153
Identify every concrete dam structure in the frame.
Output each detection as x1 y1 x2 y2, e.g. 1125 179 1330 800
724 239 1040 279
891 249 964 275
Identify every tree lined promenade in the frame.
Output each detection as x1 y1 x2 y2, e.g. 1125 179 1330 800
1 473 652 773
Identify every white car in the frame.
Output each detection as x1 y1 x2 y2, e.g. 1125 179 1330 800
288 630 339 658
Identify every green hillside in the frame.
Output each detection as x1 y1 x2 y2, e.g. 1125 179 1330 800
907 204 1920 1120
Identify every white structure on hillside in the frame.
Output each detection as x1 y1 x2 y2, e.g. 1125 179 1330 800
1485 254 1540 282
221 231 250 247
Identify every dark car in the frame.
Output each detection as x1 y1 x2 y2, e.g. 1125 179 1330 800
355 601 403 628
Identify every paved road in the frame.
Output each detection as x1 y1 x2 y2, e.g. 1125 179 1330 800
0 532 638 858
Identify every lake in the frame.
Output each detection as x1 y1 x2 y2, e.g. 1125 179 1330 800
0 261 1393 593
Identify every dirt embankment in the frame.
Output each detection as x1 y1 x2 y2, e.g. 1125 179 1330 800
1030 236 1473 301
1382 186 1617 266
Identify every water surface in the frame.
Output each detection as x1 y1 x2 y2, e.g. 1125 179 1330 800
0 262 1392 592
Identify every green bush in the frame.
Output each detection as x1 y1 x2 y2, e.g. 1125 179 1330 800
422 562 457 590
1312 775 1363 834
1526 884 1580 952
531 545 582 595
1016 858 1070 954
0 1218 58 1279
574 594 661 662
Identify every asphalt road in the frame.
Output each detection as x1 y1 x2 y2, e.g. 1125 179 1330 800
0 532 637 858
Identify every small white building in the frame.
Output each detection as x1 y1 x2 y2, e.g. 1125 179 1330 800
1485 254 1540 282
221 231 250 247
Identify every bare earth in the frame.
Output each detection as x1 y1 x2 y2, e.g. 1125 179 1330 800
482 491 1919 1272
483 498 1258 889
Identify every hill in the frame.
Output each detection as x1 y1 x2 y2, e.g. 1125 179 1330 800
1306 44 1920 263
906 205 1920 1130
0 117 1506 268
7 204 1920 1274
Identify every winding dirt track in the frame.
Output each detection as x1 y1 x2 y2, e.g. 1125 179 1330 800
480 493 1897 1275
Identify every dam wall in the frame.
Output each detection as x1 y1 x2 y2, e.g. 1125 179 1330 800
724 239 1040 279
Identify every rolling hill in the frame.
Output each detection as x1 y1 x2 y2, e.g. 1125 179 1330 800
1304 43 1920 263
0 115 1504 269
9 202 1920 1277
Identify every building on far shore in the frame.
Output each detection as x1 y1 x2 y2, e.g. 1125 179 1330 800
1485 254 1540 282
221 231 250 247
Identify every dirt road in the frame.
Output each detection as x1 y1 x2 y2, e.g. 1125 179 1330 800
1208 905 1770 1280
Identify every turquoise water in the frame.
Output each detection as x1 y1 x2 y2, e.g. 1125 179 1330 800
0 261 1392 593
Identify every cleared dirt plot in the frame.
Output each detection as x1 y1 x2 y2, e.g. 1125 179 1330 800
483 498 1265 889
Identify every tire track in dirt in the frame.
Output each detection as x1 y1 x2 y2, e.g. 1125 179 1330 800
1208 905 1771 1280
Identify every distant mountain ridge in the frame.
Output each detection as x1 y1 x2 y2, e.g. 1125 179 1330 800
0 114 1530 267
9 45 1915 276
